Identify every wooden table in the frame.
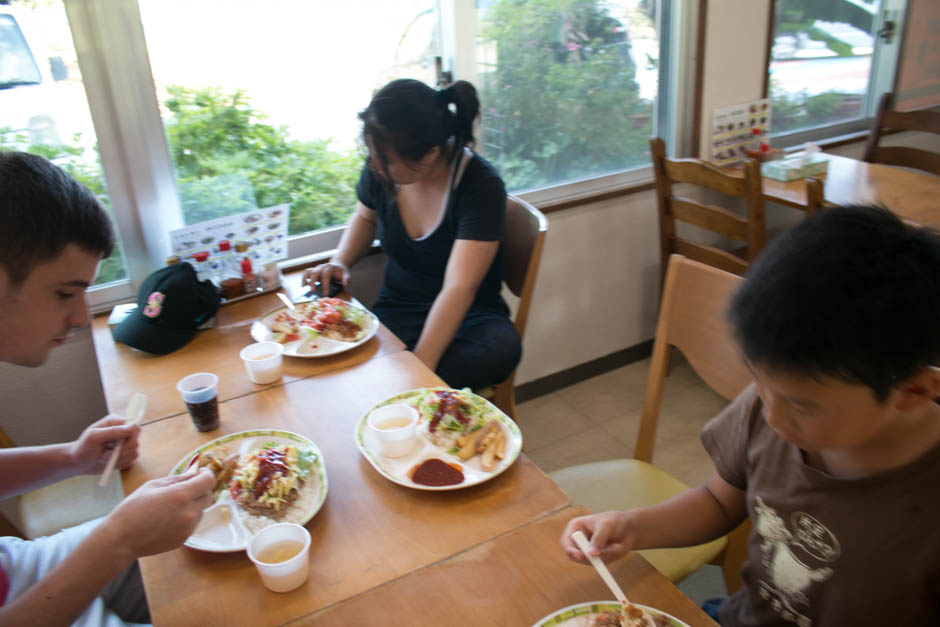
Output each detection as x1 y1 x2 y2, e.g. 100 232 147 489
761 153 940 229
124 351 572 626
93 275 405 424
299 507 717 627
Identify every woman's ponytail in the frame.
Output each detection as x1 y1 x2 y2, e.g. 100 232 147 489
437 80 479 152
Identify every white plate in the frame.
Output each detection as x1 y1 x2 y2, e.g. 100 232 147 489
532 601 689 627
249 298 378 358
169 429 328 552
354 387 522 491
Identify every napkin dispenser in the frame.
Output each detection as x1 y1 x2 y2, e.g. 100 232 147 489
761 143 829 181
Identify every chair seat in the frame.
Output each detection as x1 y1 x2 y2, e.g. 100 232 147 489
476 386 495 400
550 458 727 582
19 472 125 539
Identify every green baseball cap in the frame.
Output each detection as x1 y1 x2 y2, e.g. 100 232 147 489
114 263 220 355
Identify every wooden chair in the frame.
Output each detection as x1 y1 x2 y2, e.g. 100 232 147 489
479 195 549 420
550 254 753 593
650 137 765 282
804 177 825 215
863 92 940 176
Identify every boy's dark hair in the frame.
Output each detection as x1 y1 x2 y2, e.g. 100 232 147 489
0 151 114 285
359 79 479 182
729 205 940 402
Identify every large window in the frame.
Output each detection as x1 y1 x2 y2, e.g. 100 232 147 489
0 2 128 286
2 0 677 310
137 0 441 237
474 0 660 191
768 0 905 141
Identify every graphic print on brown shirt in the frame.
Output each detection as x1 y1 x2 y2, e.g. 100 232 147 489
701 385 940 627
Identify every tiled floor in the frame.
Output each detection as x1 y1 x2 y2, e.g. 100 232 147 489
516 351 733 603
518 351 729 487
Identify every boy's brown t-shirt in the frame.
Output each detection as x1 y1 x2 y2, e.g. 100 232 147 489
701 385 940 627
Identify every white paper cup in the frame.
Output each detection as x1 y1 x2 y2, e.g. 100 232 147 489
239 341 284 384
367 404 419 458
246 523 311 593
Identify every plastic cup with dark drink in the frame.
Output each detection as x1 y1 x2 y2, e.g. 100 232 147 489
176 372 220 432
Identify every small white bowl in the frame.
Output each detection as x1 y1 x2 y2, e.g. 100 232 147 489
239 341 284 384
367 404 419 458
246 522 311 593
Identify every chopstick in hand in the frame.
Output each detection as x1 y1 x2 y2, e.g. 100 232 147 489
97 394 147 487
571 530 631 607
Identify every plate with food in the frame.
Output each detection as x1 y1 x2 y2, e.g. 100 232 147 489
169 429 328 552
532 602 688 627
250 297 378 358
354 387 522 491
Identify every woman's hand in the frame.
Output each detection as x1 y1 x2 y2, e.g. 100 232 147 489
302 260 350 296
561 511 638 564
69 414 141 475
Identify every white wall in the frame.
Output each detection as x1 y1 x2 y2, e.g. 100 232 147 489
512 191 662 383
697 0 772 158
0 325 108 446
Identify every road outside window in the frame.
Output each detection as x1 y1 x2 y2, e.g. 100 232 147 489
769 0 881 135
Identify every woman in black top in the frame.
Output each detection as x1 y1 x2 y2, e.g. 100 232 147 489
302 79 521 390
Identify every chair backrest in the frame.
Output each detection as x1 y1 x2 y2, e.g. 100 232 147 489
503 195 549 339
634 254 752 462
863 92 940 176
804 177 824 216
650 137 765 282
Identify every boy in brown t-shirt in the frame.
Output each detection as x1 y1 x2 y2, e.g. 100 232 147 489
561 206 940 626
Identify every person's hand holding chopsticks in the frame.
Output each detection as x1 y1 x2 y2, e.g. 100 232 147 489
70 414 141 476
561 510 638 564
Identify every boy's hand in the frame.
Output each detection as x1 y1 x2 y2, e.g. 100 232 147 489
69 414 141 474
561 511 636 564
95 468 216 560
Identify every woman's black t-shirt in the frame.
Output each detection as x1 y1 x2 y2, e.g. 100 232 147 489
355 149 509 316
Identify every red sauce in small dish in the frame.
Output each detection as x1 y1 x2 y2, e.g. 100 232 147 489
409 458 464 486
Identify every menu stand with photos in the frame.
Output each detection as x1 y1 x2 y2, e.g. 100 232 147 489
168 205 290 306
710 98 776 166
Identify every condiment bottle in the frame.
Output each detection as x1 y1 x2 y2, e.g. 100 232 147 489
215 240 246 299
191 251 213 283
216 240 234 275
241 256 259 292
165 255 180 266
258 262 281 291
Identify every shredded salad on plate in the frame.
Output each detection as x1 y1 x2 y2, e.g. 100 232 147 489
230 443 317 517
409 387 492 450
268 297 370 345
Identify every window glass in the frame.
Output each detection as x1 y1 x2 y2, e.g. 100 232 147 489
138 0 441 236
769 0 881 135
475 0 659 191
0 1 127 285
0 14 42 87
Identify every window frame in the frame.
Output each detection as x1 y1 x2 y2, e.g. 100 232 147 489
60 0 687 312
764 0 908 150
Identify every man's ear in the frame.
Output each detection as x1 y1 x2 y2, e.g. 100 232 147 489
892 366 940 411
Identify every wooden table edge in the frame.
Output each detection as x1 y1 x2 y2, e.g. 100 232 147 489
284 501 576 625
